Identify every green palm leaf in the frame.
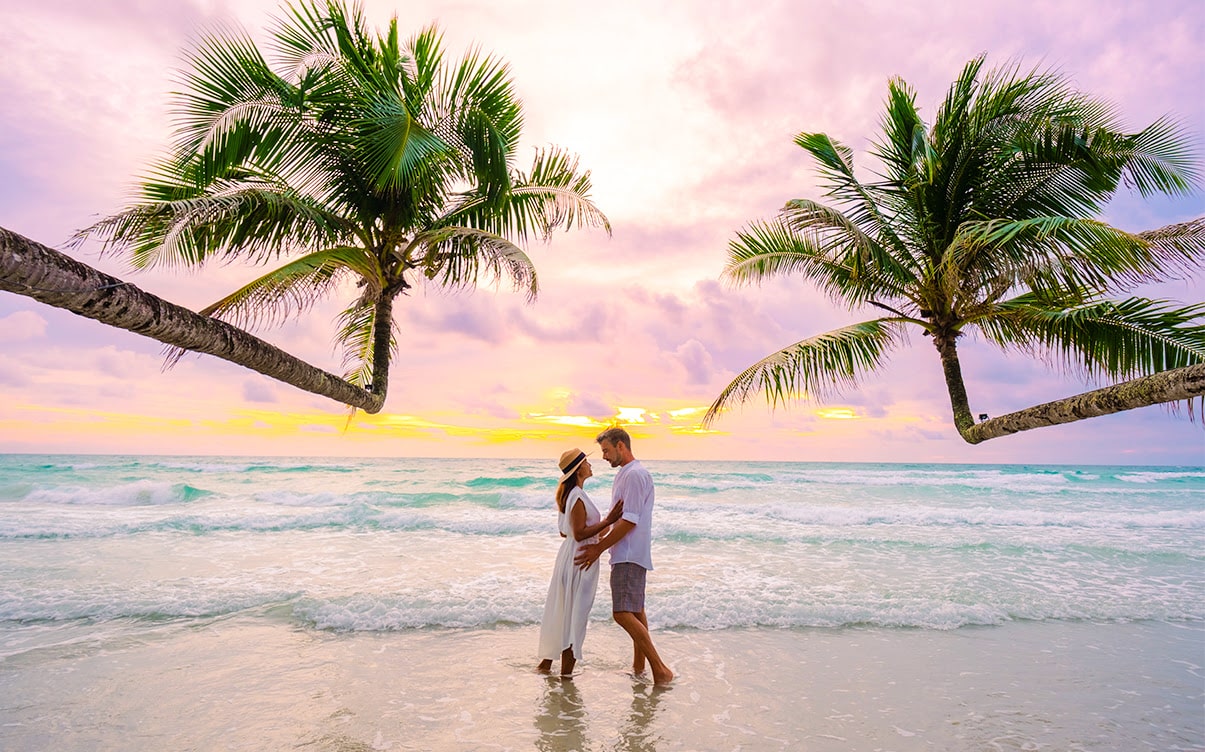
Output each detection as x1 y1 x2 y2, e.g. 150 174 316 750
411 227 539 300
978 295 1205 380
199 246 376 330
726 218 913 312
703 320 903 426
335 299 391 387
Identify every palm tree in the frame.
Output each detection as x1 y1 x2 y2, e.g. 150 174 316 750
704 56 1204 443
75 0 608 407
1 226 380 411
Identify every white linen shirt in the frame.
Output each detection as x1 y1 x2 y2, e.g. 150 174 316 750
607 459 655 570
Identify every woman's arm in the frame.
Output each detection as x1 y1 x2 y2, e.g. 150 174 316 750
569 496 623 542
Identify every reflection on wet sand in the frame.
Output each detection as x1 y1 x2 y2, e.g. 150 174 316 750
533 677 670 752
615 680 669 752
534 677 589 752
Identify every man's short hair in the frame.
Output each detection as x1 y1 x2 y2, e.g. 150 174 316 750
595 426 631 449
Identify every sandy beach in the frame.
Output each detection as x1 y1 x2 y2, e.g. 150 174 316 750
3 615 1201 750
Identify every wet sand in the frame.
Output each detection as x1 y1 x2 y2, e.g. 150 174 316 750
2 615 1200 750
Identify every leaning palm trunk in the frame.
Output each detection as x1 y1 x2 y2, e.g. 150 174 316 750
933 334 977 436
959 363 1205 444
0 227 384 413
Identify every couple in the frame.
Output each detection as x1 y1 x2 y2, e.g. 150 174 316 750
536 427 673 684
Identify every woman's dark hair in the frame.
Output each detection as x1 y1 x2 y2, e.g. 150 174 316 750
556 471 582 513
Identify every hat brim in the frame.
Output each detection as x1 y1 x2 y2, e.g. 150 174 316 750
558 452 590 483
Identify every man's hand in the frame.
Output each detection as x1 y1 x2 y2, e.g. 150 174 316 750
574 542 601 570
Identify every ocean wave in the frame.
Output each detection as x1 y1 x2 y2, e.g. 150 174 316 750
16 481 211 506
3 496 1201 542
757 504 1205 530
0 505 557 539
6 577 1197 632
290 587 1204 633
654 464 1205 497
1116 470 1205 484
0 584 300 626
465 475 547 490
4 559 1200 635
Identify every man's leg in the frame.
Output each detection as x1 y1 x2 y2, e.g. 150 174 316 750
632 610 649 673
613 610 673 684
610 563 673 684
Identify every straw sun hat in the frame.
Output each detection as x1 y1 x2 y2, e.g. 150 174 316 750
557 448 590 483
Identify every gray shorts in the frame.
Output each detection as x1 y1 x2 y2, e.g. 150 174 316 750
610 562 647 613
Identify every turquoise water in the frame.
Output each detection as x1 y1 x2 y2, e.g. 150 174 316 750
1 455 1201 631
1 455 1202 750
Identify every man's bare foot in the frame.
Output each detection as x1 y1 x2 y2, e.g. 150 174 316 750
537 659 553 673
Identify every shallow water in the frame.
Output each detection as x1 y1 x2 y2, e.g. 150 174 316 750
2 617 1200 750
1 455 1202 749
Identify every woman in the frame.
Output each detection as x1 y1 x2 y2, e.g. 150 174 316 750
537 448 622 676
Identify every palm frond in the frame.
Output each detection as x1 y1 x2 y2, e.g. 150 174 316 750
725 218 911 310
198 245 376 331
1120 116 1200 197
977 294 1205 380
335 298 393 387
781 198 921 286
268 0 343 81
409 226 539 300
1134 216 1205 281
445 147 609 243
702 319 904 426
357 92 455 190
75 174 347 269
871 75 927 186
794 132 919 264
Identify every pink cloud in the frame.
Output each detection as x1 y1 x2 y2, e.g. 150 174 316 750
0 0 1200 463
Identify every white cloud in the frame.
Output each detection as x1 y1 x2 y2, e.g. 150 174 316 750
0 311 48 342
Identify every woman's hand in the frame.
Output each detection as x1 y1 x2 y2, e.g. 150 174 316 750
605 499 624 525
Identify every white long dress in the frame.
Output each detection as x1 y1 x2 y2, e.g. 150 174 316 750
537 486 601 661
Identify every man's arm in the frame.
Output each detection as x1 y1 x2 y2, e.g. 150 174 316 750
573 518 634 569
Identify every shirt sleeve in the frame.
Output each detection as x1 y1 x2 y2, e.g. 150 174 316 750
619 468 652 525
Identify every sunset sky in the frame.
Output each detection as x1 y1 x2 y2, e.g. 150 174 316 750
1 0 1202 464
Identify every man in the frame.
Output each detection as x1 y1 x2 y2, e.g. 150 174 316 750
574 427 673 684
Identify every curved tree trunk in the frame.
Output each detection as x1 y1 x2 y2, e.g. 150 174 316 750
0 226 385 413
959 363 1205 444
933 332 977 435
370 293 394 397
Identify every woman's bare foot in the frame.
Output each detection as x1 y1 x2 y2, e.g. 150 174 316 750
652 666 674 684
537 659 553 673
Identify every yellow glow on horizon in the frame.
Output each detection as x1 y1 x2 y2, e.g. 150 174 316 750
616 407 647 423
1 394 904 460
816 407 860 420
526 413 604 428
